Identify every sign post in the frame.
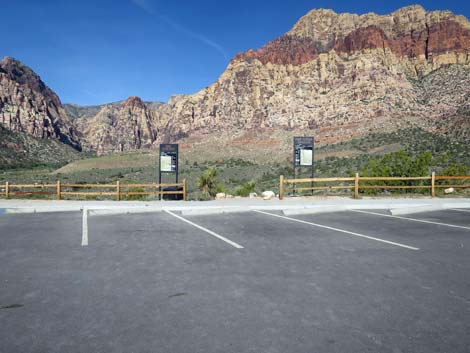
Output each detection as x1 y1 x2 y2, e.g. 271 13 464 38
159 144 179 200
293 137 314 195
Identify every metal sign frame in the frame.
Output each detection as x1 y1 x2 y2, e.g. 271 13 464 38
159 144 179 200
293 136 315 195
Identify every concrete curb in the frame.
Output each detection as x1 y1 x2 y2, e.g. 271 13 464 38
442 203 470 209
390 203 470 215
1 199 469 216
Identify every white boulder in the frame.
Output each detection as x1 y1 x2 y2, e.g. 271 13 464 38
261 190 275 200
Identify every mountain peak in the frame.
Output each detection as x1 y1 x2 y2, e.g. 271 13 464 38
1 56 37 78
287 4 468 43
391 4 426 15
0 56 64 109
0 57 80 150
1 56 22 66
122 96 145 109
1 56 38 77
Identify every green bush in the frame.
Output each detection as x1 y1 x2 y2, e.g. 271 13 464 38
126 187 147 201
214 183 227 194
235 180 256 197
360 151 433 195
438 164 470 191
441 164 469 176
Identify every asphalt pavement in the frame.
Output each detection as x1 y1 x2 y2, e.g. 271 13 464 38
1 208 469 352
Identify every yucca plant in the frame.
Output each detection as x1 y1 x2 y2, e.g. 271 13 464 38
197 168 218 199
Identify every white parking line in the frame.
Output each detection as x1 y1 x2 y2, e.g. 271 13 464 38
351 210 470 230
449 208 470 213
82 208 88 246
254 210 419 251
164 210 244 249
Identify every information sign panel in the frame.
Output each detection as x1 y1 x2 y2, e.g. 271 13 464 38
160 144 178 173
294 137 314 167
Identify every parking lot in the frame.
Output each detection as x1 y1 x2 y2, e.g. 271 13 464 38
1 207 470 353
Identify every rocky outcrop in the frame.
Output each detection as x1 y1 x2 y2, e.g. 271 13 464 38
237 5 470 73
0 57 81 150
288 6 470 47
76 96 162 154
234 35 318 66
154 5 470 145
335 20 470 66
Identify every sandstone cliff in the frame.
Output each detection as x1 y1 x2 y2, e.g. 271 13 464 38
75 96 165 154
156 5 470 146
0 57 81 150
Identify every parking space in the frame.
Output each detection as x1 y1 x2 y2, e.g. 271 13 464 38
353 209 470 229
395 209 470 228
1 208 470 353
288 210 470 252
184 210 421 252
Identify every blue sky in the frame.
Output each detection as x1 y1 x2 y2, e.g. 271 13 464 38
1 0 469 105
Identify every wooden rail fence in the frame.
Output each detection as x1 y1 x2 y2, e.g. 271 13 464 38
279 173 470 200
0 180 187 201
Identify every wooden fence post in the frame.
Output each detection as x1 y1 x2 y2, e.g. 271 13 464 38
279 175 284 200
354 173 359 199
56 180 61 200
431 171 436 198
116 181 120 201
183 179 187 201
5 181 9 199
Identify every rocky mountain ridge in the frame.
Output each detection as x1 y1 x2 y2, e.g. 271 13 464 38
63 100 164 120
0 5 469 158
73 96 168 154
159 5 470 146
0 57 81 150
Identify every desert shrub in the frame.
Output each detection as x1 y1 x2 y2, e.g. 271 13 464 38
437 164 470 192
126 187 147 201
235 180 256 197
360 151 433 195
441 164 469 176
214 183 227 194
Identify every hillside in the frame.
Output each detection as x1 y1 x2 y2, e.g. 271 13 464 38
1 127 465 200
0 125 81 169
